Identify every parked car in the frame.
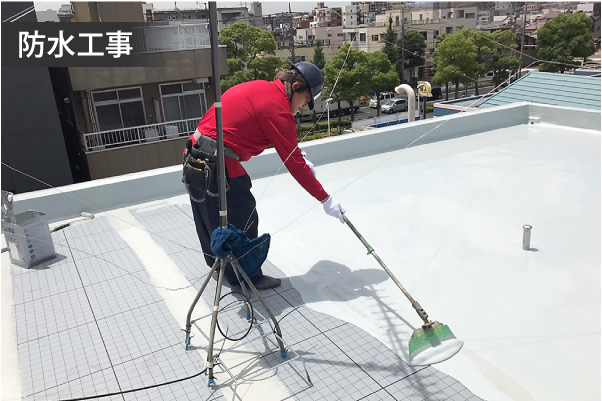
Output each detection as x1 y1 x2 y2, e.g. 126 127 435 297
430 87 442 100
380 98 408 114
369 91 396 108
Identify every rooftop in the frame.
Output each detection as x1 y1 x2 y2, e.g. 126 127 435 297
479 71 602 110
2 102 600 401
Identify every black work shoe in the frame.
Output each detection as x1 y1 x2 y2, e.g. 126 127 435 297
249 275 281 290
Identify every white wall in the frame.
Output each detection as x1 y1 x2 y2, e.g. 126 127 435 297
12 103 544 222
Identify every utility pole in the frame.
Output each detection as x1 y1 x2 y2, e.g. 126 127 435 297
289 3 296 64
400 3 405 83
520 3 527 75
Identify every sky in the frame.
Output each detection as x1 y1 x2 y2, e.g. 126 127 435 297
33 1 351 15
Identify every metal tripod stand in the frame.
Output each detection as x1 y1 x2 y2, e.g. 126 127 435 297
183 253 289 384
182 3 310 390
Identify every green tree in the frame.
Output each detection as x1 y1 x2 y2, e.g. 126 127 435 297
218 22 280 90
382 16 398 66
487 30 521 88
323 43 370 123
431 33 449 99
312 40 326 70
219 22 277 62
221 57 286 92
221 70 255 91
537 12 596 73
464 29 520 94
432 29 478 99
465 29 491 95
398 31 426 83
366 51 400 116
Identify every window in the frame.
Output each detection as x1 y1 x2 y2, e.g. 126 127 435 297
466 12 475 19
160 81 207 122
371 34 379 41
457 10 464 18
92 87 145 132
360 33 366 42
446 26 453 34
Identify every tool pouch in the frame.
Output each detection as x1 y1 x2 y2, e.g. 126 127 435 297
182 138 226 202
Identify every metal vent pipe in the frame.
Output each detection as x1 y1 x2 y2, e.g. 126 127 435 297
395 84 416 122
522 224 532 250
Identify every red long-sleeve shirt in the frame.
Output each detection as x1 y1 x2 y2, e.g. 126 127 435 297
191 79 329 202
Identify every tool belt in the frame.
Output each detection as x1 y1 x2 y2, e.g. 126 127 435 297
182 130 239 203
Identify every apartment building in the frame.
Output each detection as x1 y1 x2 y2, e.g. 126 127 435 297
292 25 343 62
342 5 362 27
409 3 478 54
311 6 342 27
152 6 254 30
50 2 227 181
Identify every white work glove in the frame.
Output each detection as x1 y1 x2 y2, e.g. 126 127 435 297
302 152 316 177
322 196 346 224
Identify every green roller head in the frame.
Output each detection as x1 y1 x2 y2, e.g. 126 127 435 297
408 322 464 366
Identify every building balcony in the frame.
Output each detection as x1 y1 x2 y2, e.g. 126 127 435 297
410 18 443 25
132 23 211 52
67 23 226 93
80 118 198 153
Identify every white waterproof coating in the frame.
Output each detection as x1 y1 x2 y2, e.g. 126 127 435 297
409 339 464 366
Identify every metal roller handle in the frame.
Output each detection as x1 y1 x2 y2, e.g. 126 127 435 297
342 214 430 325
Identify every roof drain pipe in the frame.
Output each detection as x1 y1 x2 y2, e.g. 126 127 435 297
395 84 416 122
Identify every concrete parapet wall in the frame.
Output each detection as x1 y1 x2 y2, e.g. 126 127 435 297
13 103 598 222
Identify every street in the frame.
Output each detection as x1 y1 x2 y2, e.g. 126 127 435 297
315 84 496 124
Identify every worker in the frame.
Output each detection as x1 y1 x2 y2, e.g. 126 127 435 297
184 61 345 290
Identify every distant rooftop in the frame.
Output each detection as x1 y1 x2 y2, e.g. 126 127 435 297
479 71 602 110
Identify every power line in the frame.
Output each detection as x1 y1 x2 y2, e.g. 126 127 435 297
438 15 581 69
2 5 35 22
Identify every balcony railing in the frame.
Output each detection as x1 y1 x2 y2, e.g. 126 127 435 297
130 23 211 53
81 118 199 153
411 18 443 25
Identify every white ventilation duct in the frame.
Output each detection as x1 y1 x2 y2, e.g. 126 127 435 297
394 84 416 122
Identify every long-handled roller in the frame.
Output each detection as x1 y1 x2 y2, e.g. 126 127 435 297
342 214 463 366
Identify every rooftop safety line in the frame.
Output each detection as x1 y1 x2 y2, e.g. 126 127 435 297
262 62 536 241
1 162 219 262
2 158 268 291
2 5 35 23
439 16 583 70
242 36 357 232
1 211 206 292
0 27 537 276
385 37 528 91
0 32 544 292
217 58 540 266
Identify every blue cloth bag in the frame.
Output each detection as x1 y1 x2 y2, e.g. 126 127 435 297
210 224 270 279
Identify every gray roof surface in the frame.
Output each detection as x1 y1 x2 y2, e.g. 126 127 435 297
479 71 601 110
2 103 600 401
